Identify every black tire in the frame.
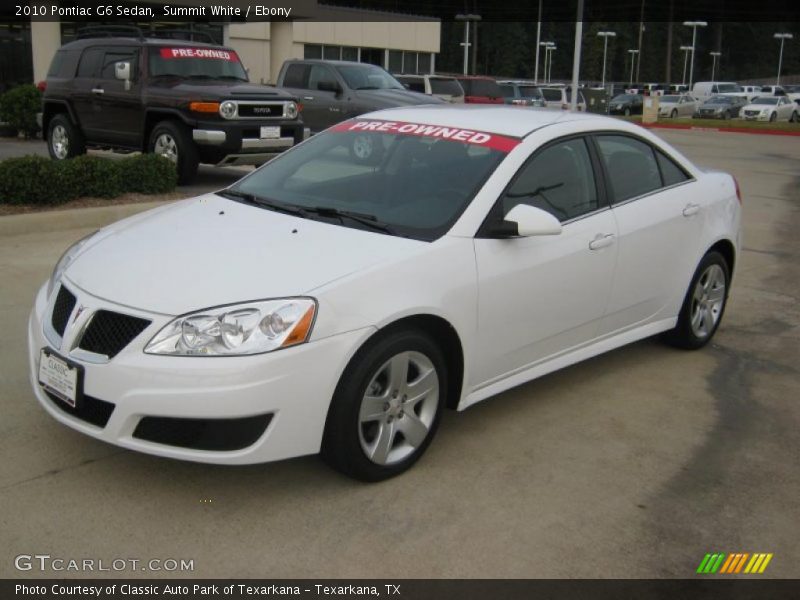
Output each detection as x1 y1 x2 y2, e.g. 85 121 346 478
624 107 631 117
723 111 730 120
791 112 798 123
148 120 198 185
348 133 384 165
662 251 730 350
321 329 447 482
769 112 777 123
46 113 85 160
671 109 678 119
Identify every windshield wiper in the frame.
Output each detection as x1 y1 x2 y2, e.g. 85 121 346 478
305 206 395 234
218 189 305 216
354 86 380 90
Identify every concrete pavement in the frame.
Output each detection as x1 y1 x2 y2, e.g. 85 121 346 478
0 130 798 579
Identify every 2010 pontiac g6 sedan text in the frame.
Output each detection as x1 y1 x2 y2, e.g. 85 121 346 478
29 106 742 481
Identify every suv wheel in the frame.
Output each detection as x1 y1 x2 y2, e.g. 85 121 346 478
148 121 198 184
47 114 85 160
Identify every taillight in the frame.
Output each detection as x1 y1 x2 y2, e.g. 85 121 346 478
37 81 47 92
733 176 742 204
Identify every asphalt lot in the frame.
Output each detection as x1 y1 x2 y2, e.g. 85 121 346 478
0 130 798 579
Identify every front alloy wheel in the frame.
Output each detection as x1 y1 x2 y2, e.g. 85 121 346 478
358 351 439 466
322 329 446 481
153 132 178 163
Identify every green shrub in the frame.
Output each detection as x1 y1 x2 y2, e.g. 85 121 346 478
0 85 42 138
0 154 177 205
118 153 178 194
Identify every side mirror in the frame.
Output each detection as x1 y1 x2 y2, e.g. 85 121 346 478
115 61 131 90
502 204 563 237
318 80 342 95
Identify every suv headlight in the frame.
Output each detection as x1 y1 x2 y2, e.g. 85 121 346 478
284 101 298 119
145 298 316 356
47 231 97 296
219 100 237 119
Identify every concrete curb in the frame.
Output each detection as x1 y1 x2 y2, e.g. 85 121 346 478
638 122 800 137
0 200 169 237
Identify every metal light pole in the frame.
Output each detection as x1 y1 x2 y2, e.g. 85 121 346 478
709 51 721 81
597 31 616 90
569 0 584 112
534 0 543 83
455 14 481 76
548 45 557 83
628 49 639 86
683 21 707 90
680 45 693 86
774 33 793 85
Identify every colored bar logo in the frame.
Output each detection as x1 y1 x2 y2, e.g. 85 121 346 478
696 553 773 574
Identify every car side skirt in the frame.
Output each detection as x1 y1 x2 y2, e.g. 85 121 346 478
459 317 677 411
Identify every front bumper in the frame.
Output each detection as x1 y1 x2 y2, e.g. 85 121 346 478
28 280 372 465
190 118 310 166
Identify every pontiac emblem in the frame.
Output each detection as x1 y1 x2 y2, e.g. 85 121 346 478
73 305 86 323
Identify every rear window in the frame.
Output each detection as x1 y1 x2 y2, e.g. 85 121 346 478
519 86 542 98
429 78 463 96
498 84 515 96
460 79 502 97
541 88 562 101
47 52 65 78
282 63 308 88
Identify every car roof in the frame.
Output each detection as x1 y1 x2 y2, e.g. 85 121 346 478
356 105 622 138
60 37 222 50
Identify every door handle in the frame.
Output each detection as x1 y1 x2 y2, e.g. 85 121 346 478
91 87 104 95
589 233 615 250
303 96 314 101
682 203 700 217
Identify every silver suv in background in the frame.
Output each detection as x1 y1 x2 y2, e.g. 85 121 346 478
540 86 587 111
497 81 546 107
394 74 465 103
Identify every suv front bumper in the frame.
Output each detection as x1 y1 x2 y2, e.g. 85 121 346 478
191 119 310 166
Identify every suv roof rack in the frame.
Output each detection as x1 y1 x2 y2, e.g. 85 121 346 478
76 25 144 40
149 29 217 44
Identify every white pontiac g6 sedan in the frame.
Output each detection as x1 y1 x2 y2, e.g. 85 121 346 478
29 107 742 481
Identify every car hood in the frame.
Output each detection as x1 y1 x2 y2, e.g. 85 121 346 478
149 80 293 100
352 88 444 107
64 194 423 315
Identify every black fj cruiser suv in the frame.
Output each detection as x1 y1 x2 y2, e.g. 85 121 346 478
42 30 308 183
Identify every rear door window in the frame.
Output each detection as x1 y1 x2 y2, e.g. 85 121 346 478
595 135 663 203
100 49 138 80
77 48 104 78
282 63 309 88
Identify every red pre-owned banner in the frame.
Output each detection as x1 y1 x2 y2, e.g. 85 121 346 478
159 47 239 61
331 119 521 153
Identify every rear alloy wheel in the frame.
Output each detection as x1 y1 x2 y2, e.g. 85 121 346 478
322 329 446 481
148 121 198 184
47 114 85 160
663 251 730 350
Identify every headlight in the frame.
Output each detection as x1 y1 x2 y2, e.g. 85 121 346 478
144 298 316 356
47 231 97 296
219 100 237 119
284 101 298 119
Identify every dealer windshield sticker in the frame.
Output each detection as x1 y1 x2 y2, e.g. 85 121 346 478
159 48 238 61
331 119 521 153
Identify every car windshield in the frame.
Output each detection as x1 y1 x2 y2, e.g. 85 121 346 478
661 95 681 102
227 122 508 241
751 97 779 105
335 64 404 90
784 85 800 93
429 78 463 96
706 97 732 104
716 84 741 93
149 46 248 80
611 94 634 102
519 86 543 98
498 84 515 96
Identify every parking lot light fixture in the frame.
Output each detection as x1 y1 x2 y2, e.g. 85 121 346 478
680 45 693 85
597 31 616 89
774 33 793 85
456 14 481 75
683 21 707 90
547 44 557 83
710 51 721 81
628 49 639 86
